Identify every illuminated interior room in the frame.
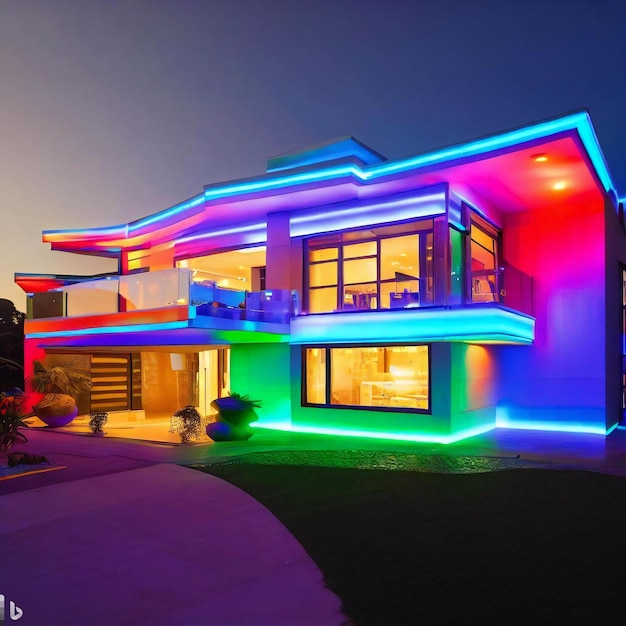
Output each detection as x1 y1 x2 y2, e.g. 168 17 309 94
16 111 626 444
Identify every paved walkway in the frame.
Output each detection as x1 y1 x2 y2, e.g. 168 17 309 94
0 462 345 625
3 424 626 625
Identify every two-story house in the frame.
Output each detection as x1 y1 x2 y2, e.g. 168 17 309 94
16 111 625 443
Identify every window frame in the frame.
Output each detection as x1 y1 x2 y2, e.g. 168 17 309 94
304 219 435 314
465 207 503 305
301 343 432 414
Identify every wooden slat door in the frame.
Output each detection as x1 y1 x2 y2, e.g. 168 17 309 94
90 354 131 412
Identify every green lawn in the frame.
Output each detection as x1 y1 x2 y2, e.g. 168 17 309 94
196 462 626 625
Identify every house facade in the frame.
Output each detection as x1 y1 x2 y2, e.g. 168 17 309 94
16 112 626 443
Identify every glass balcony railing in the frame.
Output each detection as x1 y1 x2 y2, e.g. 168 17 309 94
470 265 534 316
26 264 532 322
27 267 298 325
194 286 298 324
27 268 194 318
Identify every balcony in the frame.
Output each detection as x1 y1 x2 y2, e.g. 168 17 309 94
27 267 298 326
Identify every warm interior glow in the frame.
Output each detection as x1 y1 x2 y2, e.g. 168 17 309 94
306 345 429 410
307 224 434 313
179 247 266 289
553 181 567 190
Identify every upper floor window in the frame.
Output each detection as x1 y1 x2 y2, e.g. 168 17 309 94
306 220 434 313
469 215 501 304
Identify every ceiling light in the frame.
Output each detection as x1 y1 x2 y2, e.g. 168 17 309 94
532 154 548 162
553 181 567 190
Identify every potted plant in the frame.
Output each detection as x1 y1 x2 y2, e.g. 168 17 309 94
29 360 91 427
206 392 261 441
169 405 203 444
88 411 108 436
0 389 29 457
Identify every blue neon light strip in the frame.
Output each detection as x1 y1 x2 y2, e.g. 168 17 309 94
204 112 615 201
290 307 535 345
496 415 609 435
290 192 445 237
175 222 266 245
203 165 365 202
128 194 205 232
43 111 618 245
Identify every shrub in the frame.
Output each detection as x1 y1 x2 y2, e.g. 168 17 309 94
170 406 203 443
0 390 29 456
88 411 108 435
7 451 48 466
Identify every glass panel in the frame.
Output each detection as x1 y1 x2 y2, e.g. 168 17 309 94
119 267 190 311
309 261 337 287
344 257 377 284
344 241 377 259
422 232 435 305
471 223 498 303
449 227 464 306
471 225 496 271
306 348 326 404
380 234 419 280
330 345 429 409
387 280 420 309
343 284 378 310
471 224 496 253
308 287 336 313
310 247 338 262
380 282 395 310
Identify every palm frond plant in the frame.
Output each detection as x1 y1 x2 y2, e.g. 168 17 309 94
30 360 92 397
0 390 29 457
29 360 92 427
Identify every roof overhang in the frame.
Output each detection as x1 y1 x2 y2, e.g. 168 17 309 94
41 111 617 256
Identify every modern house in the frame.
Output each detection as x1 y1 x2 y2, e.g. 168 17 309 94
16 111 626 443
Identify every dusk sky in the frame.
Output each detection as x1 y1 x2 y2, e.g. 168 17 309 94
1 0 625 309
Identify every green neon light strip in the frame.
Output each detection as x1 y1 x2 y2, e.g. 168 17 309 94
253 422 496 444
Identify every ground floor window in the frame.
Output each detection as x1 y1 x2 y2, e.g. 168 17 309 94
304 344 430 411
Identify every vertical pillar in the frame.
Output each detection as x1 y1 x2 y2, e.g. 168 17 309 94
266 212 293 290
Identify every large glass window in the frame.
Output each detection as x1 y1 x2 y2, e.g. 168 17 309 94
306 221 434 313
304 345 430 411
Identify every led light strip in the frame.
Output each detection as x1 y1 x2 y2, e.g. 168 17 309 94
25 321 189 339
42 112 617 246
252 422 497 444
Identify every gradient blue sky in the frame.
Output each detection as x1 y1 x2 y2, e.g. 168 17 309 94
1 0 625 309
